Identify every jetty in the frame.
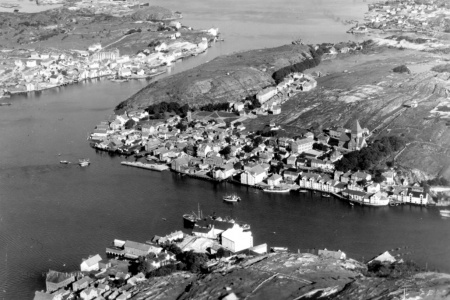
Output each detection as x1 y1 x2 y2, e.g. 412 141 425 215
121 161 169 172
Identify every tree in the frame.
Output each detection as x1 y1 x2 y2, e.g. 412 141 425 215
220 146 232 157
253 136 264 146
373 174 386 183
243 145 253 153
180 251 208 273
180 104 189 116
124 119 136 129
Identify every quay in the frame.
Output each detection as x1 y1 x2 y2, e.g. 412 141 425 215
121 161 169 172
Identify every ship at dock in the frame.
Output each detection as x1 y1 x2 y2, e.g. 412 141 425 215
183 205 250 231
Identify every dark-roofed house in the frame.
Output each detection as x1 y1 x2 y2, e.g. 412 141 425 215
73 276 94 292
46 270 75 292
341 189 367 202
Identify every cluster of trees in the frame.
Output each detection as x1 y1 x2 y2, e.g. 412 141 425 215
247 98 261 110
198 102 230 112
255 128 278 137
335 136 406 172
272 47 322 83
145 102 190 118
366 260 421 278
423 177 449 186
135 243 210 278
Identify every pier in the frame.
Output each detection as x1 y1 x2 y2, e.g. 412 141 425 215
121 161 169 172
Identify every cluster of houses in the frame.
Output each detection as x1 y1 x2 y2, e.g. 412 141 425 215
89 106 431 207
364 0 448 32
252 73 317 115
0 28 212 96
34 223 259 300
35 233 181 300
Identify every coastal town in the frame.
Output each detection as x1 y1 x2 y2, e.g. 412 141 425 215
87 63 431 208
0 0 220 99
35 219 410 300
17 0 450 298
0 29 216 99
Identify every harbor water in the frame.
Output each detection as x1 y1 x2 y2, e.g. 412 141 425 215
0 0 449 299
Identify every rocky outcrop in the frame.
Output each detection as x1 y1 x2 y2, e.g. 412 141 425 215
130 252 449 300
115 44 313 111
130 6 180 21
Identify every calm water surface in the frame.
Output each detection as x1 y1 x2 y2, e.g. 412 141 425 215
0 1 449 299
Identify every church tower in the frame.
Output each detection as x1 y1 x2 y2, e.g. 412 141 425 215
351 120 363 139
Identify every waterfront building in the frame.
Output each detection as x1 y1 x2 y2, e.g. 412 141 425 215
124 240 154 258
221 227 253 253
80 254 102 272
213 163 235 180
267 174 282 186
240 165 266 185
45 270 75 292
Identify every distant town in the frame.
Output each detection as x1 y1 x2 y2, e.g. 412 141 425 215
349 0 450 34
0 23 218 99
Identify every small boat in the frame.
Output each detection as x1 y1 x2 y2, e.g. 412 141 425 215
299 189 308 193
223 194 241 202
59 160 70 164
321 193 331 198
0 102 11 106
263 187 290 193
440 210 450 217
349 202 354 206
79 158 90 167
270 247 288 253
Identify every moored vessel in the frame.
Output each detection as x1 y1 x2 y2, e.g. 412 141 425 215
263 186 290 193
223 194 241 202
440 209 450 217
79 158 90 167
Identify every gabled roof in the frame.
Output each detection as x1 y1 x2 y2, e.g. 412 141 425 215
81 254 102 267
46 270 74 284
351 119 363 135
125 240 151 252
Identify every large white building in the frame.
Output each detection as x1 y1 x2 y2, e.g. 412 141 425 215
221 227 253 253
80 254 102 272
290 138 314 154
256 87 278 104
240 165 266 186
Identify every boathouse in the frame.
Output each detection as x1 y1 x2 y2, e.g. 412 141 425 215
46 270 75 292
